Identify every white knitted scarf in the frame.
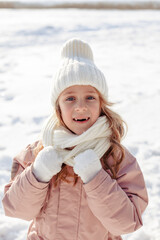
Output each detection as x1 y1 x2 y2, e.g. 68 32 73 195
51 116 111 167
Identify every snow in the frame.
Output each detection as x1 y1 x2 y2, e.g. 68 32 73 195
0 8 160 240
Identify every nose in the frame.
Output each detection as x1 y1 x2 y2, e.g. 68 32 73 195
75 99 87 112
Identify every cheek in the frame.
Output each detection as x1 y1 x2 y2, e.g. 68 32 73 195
94 102 101 115
95 109 101 119
58 102 67 123
60 105 72 122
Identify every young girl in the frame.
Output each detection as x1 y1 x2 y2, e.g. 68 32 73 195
2 38 148 240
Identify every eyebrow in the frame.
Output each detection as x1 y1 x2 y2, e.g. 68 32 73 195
62 90 98 95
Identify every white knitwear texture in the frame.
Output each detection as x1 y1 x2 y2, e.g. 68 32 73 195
73 149 102 184
42 116 111 167
61 38 93 61
41 113 58 148
51 38 108 107
32 146 63 182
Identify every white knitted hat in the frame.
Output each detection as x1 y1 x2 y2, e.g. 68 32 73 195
51 38 108 107
42 38 108 146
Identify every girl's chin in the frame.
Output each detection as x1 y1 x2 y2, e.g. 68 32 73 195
65 121 95 135
72 127 90 135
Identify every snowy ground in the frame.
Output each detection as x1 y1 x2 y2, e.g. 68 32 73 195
0 8 160 240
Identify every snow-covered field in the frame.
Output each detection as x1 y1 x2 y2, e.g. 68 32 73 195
0 8 160 240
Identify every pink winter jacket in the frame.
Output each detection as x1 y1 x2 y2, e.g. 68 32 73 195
2 141 148 240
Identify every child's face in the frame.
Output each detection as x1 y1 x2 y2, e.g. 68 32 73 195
58 85 101 135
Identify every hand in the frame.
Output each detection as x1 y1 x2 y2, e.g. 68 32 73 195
73 149 102 184
32 146 63 182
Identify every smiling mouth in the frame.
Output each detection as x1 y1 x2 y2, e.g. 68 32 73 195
73 117 90 122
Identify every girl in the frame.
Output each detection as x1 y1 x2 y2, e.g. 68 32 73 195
2 38 148 240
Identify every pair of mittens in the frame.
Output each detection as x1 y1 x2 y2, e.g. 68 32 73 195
33 147 101 184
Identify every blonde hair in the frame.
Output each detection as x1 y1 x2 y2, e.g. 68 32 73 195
35 90 127 187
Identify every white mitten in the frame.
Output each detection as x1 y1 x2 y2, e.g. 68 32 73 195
32 146 63 182
73 149 102 184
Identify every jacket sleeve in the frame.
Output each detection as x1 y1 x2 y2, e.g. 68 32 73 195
2 143 49 221
83 148 148 236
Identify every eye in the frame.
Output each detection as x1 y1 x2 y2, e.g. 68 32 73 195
87 96 95 100
66 96 75 101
